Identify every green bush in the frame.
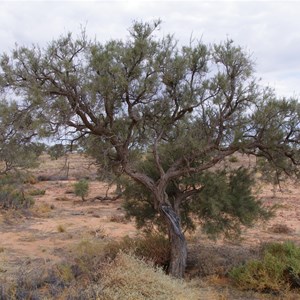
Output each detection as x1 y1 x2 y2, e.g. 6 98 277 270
123 167 272 238
74 179 89 201
47 144 66 160
230 241 300 292
0 175 34 209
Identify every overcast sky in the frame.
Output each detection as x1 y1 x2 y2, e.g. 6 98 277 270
0 0 299 98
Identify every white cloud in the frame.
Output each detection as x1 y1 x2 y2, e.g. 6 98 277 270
0 0 299 97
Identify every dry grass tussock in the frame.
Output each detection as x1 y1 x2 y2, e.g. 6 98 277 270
99 252 216 300
0 236 220 300
269 223 294 234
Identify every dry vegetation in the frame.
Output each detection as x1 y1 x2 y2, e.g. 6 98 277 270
0 153 300 299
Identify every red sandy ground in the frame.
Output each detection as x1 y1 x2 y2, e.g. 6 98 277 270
0 154 299 296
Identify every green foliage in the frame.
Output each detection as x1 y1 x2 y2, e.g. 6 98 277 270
254 99 300 182
78 135 122 185
74 179 89 201
230 241 300 291
122 178 163 231
0 20 299 277
0 100 43 173
0 174 34 209
123 167 271 238
194 168 272 238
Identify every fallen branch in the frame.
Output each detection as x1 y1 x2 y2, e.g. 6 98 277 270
92 193 122 202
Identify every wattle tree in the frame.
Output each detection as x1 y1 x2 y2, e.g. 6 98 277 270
0 99 43 174
0 21 299 277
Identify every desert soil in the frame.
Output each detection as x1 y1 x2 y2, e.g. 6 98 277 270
0 154 300 296
0 154 137 279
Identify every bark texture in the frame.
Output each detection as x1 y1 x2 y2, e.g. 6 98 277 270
161 204 187 278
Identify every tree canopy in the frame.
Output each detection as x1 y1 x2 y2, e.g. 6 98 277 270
0 21 299 277
0 99 44 173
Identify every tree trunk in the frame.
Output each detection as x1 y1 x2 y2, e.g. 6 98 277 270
161 204 187 278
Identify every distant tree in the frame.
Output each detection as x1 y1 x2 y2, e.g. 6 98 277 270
0 100 43 210
47 143 66 160
0 100 42 174
0 21 299 277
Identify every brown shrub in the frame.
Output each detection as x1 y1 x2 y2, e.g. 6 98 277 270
27 189 46 196
269 223 294 234
57 224 67 233
23 174 38 185
187 241 260 278
104 233 171 268
32 203 53 216
109 214 128 223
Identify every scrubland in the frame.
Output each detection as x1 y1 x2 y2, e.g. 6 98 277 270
1 154 300 299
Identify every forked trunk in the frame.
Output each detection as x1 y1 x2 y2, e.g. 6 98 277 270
161 204 187 278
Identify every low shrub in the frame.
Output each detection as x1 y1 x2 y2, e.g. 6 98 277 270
57 224 67 233
187 239 260 278
230 241 300 292
55 263 75 284
27 201 51 219
52 252 216 300
0 237 216 299
0 174 34 209
71 239 108 282
91 226 107 239
0 263 50 300
74 179 89 201
69 233 171 283
100 252 208 300
23 174 38 185
269 223 294 234
104 233 171 269
27 189 46 196
110 214 128 223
